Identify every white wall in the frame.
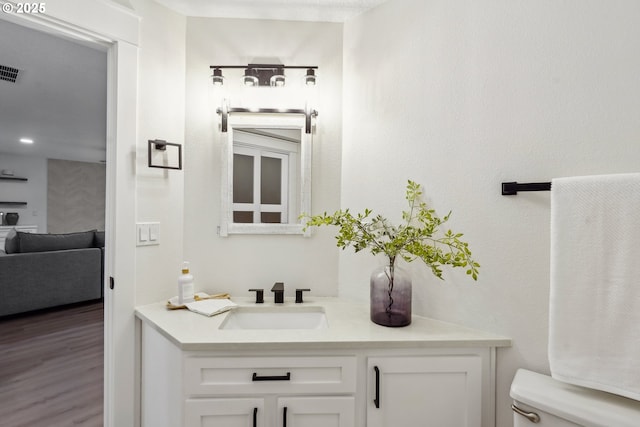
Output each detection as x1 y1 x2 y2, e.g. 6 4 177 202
130 0 186 305
183 18 343 298
0 153 47 232
342 1 640 426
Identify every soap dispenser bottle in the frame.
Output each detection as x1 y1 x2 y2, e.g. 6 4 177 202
178 261 195 304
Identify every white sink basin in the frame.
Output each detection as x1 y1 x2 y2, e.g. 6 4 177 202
219 306 328 330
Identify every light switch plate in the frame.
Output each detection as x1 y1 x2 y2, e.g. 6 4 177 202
136 222 160 246
149 223 160 241
138 225 148 242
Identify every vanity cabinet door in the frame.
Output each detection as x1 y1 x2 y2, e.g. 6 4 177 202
277 396 355 427
367 356 482 427
185 398 265 427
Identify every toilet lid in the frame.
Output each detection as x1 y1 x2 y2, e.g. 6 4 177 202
511 369 640 427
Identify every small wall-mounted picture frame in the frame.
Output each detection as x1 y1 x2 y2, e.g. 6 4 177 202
148 139 182 170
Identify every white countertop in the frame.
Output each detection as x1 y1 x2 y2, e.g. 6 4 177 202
135 297 511 351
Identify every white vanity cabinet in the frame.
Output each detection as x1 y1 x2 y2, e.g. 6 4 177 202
276 396 355 427
184 396 355 427
184 398 265 426
366 355 483 427
183 354 357 427
136 299 509 427
141 323 356 427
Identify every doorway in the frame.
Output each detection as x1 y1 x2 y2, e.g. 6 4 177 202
0 18 107 425
0 5 139 427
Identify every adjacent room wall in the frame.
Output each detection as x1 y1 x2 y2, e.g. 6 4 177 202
183 17 343 298
341 1 640 426
0 153 47 232
47 159 105 233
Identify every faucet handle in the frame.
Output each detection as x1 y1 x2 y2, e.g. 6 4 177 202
295 288 311 304
248 288 264 304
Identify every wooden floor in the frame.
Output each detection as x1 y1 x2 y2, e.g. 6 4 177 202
0 301 104 427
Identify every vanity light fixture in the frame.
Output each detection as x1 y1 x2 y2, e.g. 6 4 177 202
19 138 34 144
243 67 259 86
304 68 316 86
211 68 224 85
270 67 286 87
210 64 318 87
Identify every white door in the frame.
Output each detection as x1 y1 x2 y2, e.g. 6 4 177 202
367 356 482 427
185 398 266 427
277 396 355 427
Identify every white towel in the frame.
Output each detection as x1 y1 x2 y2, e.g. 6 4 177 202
549 173 640 401
184 299 237 317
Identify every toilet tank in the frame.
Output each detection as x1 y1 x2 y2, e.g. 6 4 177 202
510 369 640 427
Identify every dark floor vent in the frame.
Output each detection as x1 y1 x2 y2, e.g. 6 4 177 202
0 65 20 83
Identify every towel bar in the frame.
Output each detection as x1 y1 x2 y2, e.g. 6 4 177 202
502 181 551 195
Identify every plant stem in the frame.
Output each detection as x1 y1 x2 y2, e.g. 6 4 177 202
385 256 396 315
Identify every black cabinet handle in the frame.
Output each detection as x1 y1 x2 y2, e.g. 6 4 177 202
283 406 287 427
374 366 380 408
253 407 258 427
252 372 291 382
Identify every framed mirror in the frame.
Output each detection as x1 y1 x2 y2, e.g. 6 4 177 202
219 113 311 236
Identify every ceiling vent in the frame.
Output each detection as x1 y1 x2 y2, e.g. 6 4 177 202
0 65 20 83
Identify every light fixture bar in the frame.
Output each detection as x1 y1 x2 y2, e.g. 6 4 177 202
210 64 318 87
208 65 318 69
216 104 318 134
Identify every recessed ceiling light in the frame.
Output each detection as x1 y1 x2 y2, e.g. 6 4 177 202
19 138 34 144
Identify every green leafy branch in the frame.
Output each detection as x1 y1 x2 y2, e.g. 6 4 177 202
301 180 479 281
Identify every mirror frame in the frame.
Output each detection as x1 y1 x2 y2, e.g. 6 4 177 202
219 113 312 236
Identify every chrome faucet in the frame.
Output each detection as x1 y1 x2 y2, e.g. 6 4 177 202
271 282 284 303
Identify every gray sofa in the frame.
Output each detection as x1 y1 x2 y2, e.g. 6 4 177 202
0 229 104 317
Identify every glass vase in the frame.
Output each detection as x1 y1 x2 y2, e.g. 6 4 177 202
370 260 412 327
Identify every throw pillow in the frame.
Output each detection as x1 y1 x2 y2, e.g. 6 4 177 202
19 230 97 253
4 228 19 254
